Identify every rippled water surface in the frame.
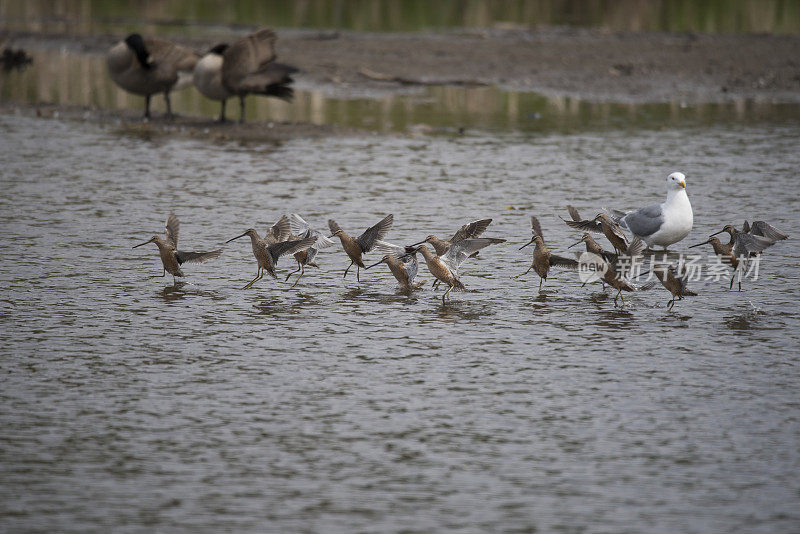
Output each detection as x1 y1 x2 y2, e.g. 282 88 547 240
1 113 799 532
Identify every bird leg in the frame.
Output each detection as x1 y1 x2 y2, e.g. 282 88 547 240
239 96 246 124
144 94 151 119
667 298 675 310
164 91 173 119
218 99 227 122
290 265 305 288
285 263 302 281
442 284 454 303
512 265 534 279
356 265 361 282
538 278 544 292
343 261 353 279
243 268 263 289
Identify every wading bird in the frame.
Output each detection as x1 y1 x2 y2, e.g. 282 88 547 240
328 214 394 281
365 241 425 291
691 226 775 290
193 28 297 123
226 228 316 289
562 206 629 254
415 238 504 303
132 213 221 282
283 213 335 287
515 216 578 292
611 172 693 251
108 33 199 119
652 263 697 310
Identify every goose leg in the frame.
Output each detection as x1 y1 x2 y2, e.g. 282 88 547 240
164 91 173 119
239 96 246 124
144 94 151 119
219 99 227 122
290 265 305 288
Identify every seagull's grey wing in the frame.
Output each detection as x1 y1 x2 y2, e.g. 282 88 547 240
529 216 543 238
563 218 602 233
267 235 317 265
441 237 500 271
288 213 310 235
356 214 393 252
175 249 221 265
548 254 579 269
374 240 404 257
450 218 492 243
619 204 664 237
733 233 774 257
567 205 582 222
164 213 179 247
750 221 788 241
265 215 291 244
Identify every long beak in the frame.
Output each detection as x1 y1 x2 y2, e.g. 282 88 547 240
409 239 427 247
519 237 536 250
132 240 151 248
709 229 725 237
567 240 582 249
226 232 248 243
365 260 383 270
688 240 710 249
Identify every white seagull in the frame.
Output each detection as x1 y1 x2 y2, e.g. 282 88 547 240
612 172 693 251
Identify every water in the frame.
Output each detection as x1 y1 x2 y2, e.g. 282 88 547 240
1 112 799 532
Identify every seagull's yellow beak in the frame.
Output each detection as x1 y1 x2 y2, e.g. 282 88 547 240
678 181 686 189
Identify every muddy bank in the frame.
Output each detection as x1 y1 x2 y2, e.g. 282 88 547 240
0 103 368 143
5 27 800 104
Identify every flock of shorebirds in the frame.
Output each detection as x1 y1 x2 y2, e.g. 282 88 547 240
107 28 297 121
133 173 788 310
111 29 789 310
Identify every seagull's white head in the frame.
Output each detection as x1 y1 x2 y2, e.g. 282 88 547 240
667 171 687 190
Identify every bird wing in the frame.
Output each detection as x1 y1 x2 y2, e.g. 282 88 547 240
175 249 221 265
567 205 582 222
619 204 664 237
265 215 291 244
164 213 179 247
529 215 543 238
374 240 405 257
311 233 335 250
289 213 310 235
267 235 317 265
548 254 579 269
145 38 200 84
750 221 788 241
733 233 774 257
626 236 645 258
403 254 419 282
357 214 393 252
441 237 499 271
221 28 277 91
449 218 492 243
563 217 602 233
608 208 628 224
237 62 297 98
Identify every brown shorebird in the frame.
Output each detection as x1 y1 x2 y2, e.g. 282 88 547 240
283 214 335 287
599 236 645 307
515 215 578 292
652 264 698 310
691 225 776 291
415 238 504 303
713 222 786 250
411 218 504 288
132 213 221 282
226 229 316 289
688 236 742 289
328 214 393 281
744 220 788 242
192 28 297 123
567 232 618 264
365 241 425 292
411 218 494 255
562 206 628 254
107 34 200 119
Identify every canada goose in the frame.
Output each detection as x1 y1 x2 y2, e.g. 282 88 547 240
107 33 199 119
193 28 297 123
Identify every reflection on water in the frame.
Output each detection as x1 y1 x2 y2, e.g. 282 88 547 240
2 0 799 34
3 47 800 133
